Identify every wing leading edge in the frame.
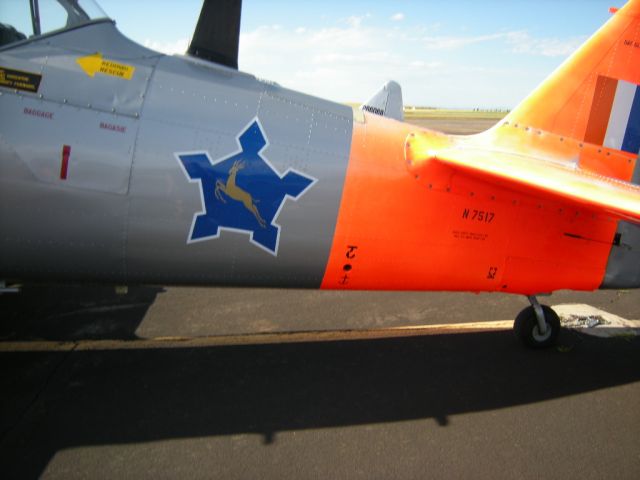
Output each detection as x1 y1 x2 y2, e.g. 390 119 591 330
405 131 640 223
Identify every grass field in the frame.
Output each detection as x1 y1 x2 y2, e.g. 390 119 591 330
403 108 507 120
344 104 507 134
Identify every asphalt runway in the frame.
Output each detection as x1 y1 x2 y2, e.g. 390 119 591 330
1 116 639 479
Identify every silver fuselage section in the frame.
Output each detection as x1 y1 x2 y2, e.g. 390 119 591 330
0 21 352 287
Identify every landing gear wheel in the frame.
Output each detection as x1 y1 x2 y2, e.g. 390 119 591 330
514 305 560 348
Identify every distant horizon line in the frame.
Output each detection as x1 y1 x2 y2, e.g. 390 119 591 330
345 103 511 112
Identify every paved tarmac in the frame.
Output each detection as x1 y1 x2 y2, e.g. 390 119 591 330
2 288 639 479
1 117 639 479
1 284 638 340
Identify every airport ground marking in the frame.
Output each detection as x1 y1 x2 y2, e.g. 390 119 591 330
1 305 638 353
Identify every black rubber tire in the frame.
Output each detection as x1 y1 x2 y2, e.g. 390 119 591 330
513 305 560 348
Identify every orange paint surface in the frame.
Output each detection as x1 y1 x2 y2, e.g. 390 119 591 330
320 114 618 295
321 1 640 295
584 75 618 145
505 0 640 141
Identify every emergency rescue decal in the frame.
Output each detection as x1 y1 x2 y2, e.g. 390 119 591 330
0 66 42 93
76 53 135 80
176 118 317 255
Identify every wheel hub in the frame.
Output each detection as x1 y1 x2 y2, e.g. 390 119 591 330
532 323 552 342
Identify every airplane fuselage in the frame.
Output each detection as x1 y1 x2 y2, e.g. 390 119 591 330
1 19 638 295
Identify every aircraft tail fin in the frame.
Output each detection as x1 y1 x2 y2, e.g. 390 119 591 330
504 0 640 158
361 81 404 121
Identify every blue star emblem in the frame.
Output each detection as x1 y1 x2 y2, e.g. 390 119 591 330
175 118 317 255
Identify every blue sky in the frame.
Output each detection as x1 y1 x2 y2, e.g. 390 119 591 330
98 0 623 108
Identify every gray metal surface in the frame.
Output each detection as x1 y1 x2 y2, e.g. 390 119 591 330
602 155 640 288
0 20 353 286
2 20 160 117
361 80 404 121
0 22 150 281
125 54 352 286
0 93 137 193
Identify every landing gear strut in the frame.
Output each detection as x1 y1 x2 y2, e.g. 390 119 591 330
513 296 560 348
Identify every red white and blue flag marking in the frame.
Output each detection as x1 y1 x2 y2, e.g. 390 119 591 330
585 75 640 154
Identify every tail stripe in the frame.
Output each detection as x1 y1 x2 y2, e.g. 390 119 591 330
604 79 637 150
584 75 618 145
584 75 640 154
621 87 640 153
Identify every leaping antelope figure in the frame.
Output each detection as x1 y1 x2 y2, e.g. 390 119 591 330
215 160 267 228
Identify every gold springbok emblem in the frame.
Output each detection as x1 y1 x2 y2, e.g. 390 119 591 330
215 160 267 228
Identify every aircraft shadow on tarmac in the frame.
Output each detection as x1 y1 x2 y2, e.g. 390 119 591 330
1 326 639 478
0 284 164 341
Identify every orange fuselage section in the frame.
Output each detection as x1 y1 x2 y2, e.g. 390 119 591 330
321 112 622 295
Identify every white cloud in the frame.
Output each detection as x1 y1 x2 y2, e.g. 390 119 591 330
422 33 505 50
391 13 405 22
239 21 443 104
419 30 583 57
505 31 585 57
410 60 441 68
234 21 582 107
143 37 189 55
344 14 370 28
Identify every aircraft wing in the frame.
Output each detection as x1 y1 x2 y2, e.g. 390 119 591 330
405 134 640 223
